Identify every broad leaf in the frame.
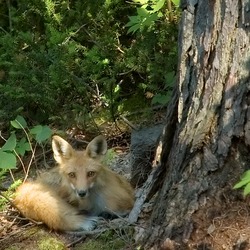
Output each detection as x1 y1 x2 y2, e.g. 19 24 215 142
11 115 27 129
0 151 17 169
15 137 31 156
152 0 165 12
30 125 52 143
1 133 16 151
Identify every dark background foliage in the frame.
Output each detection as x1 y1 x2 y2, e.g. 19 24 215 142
0 0 179 131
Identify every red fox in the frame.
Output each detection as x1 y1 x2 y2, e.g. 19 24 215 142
14 135 134 231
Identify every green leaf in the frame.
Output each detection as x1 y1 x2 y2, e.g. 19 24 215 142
241 170 250 180
11 115 27 129
143 13 159 27
137 7 149 17
243 182 250 196
171 0 180 7
15 138 31 156
0 151 17 169
233 179 250 189
133 0 148 4
233 170 250 189
165 71 175 84
152 93 171 105
127 23 141 34
128 15 140 23
30 125 52 143
1 133 16 151
152 0 165 12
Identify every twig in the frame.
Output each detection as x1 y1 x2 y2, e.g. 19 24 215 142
66 235 87 248
62 24 87 45
167 0 173 22
6 0 12 31
123 104 168 117
120 115 138 130
0 192 16 209
13 120 38 181
9 169 15 182
66 217 135 247
66 228 107 248
0 223 38 243
24 142 37 182
128 166 163 223
66 228 107 237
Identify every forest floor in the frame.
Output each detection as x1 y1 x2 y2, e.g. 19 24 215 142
187 188 250 250
1 112 250 250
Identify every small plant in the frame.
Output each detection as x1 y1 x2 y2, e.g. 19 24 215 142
0 115 52 210
0 115 52 178
233 170 250 196
126 0 180 34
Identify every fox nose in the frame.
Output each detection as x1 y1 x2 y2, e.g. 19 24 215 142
78 190 87 197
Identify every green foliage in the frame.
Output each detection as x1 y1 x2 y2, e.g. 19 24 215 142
0 0 179 130
75 229 131 250
30 125 52 143
126 0 180 34
0 179 22 210
151 70 175 105
102 149 117 166
233 170 250 196
0 116 52 170
126 0 165 34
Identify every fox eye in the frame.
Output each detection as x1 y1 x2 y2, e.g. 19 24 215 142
68 172 76 178
87 171 95 177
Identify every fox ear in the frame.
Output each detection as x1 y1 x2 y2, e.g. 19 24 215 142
86 135 107 158
52 135 74 163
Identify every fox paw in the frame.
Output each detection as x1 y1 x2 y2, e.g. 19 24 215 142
80 216 98 231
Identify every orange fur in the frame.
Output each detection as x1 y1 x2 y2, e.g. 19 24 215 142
14 135 134 231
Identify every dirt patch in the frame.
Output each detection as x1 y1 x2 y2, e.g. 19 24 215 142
188 190 250 250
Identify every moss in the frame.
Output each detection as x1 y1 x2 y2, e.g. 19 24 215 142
74 228 134 250
5 247 19 250
38 237 67 250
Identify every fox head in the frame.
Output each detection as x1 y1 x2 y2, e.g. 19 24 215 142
52 135 107 198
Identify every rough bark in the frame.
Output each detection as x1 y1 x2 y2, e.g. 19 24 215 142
141 0 250 248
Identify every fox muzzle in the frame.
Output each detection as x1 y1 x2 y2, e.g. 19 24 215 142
77 190 87 198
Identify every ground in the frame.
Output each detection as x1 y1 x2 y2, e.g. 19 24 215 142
188 189 250 250
2 181 250 250
1 116 250 250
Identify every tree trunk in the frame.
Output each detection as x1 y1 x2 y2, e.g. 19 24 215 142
141 0 250 248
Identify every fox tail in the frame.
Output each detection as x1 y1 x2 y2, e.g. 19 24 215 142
14 182 97 231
